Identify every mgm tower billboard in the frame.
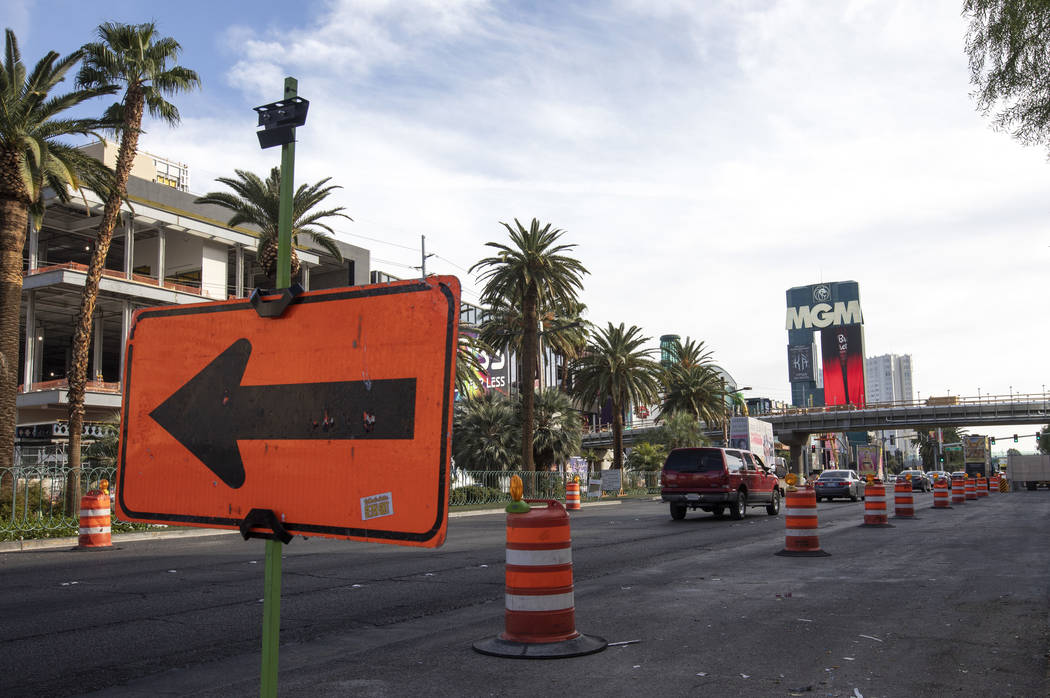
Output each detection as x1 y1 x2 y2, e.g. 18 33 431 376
785 281 866 408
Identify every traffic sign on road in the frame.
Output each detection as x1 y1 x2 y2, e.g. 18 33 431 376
116 277 460 547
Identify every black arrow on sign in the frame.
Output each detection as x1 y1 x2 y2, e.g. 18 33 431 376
149 338 416 489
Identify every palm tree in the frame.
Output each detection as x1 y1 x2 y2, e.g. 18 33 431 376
657 410 708 450
65 21 200 509
196 167 348 279
470 218 588 472
0 29 117 470
570 322 662 470
452 391 519 471
525 388 582 471
659 336 723 427
660 363 724 425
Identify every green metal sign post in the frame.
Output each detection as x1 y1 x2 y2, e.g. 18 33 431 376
252 75 306 698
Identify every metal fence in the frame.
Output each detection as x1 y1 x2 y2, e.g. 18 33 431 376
1 447 663 541
0 444 126 541
449 469 661 505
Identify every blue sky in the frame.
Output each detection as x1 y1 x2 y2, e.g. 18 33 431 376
9 1 1050 450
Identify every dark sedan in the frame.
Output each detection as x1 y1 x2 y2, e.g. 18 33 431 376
814 469 866 502
897 469 930 492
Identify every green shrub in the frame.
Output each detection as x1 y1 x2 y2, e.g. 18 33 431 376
450 485 510 506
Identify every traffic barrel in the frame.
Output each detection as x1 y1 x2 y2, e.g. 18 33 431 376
565 478 581 511
932 478 952 509
474 477 606 659
951 477 966 505
76 483 112 550
965 477 977 501
989 475 1000 492
976 477 989 498
893 481 916 519
860 482 893 527
775 486 830 557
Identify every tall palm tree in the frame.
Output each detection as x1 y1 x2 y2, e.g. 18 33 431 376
659 336 723 426
66 22 200 508
657 410 708 450
195 167 348 279
470 218 588 472
0 29 116 470
660 363 724 425
570 322 662 470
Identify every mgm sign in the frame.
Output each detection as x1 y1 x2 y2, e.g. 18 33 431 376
785 281 866 408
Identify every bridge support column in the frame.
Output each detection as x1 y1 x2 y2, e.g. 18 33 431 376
780 434 808 481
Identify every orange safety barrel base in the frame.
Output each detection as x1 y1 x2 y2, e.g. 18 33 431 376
775 488 830 557
473 500 607 659
75 490 114 551
859 483 894 528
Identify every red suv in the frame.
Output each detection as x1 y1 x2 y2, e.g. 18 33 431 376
661 447 782 520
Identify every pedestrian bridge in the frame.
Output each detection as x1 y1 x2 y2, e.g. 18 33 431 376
581 393 1050 450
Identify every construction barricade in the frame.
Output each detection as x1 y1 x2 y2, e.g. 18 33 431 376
474 477 606 659
965 477 977 501
565 478 581 511
990 475 1000 492
976 477 989 498
932 478 951 509
76 482 113 550
776 486 829 557
952 478 966 505
860 482 893 527
893 481 916 519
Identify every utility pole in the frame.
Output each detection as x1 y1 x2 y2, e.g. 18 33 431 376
418 235 435 279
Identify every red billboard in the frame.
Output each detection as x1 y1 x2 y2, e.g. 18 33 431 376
820 324 865 407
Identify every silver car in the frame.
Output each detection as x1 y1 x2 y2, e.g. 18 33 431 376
814 469 866 502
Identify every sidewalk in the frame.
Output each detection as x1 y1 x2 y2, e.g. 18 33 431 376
0 498 629 554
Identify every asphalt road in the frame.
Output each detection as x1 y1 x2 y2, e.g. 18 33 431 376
1 491 1047 697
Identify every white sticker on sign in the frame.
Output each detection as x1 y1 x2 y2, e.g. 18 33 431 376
361 492 394 521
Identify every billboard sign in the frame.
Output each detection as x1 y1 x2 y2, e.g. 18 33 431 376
787 343 816 382
116 277 460 548
856 445 883 481
819 324 866 407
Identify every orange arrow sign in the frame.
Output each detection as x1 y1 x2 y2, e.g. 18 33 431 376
116 277 460 548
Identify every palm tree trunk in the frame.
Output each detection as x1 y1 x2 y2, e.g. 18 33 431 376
612 398 624 470
0 192 28 471
521 287 538 473
66 87 145 512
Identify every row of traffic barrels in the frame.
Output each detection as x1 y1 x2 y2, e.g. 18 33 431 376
779 474 1002 557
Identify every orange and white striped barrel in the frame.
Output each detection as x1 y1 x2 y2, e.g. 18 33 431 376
933 478 951 508
77 490 112 549
565 480 581 511
893 481 915 518
976 477 989 498
989 475 1000 492
951 478 966 505
474 499 606 658
776 488 829 556
861 483 891 526
965 477 977 500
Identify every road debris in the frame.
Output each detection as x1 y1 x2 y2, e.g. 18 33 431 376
859 634 883 642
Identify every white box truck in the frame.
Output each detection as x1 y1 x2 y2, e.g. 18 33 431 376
729 417 776 470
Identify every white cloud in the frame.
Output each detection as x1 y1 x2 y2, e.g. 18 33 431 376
126 0 1050 413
